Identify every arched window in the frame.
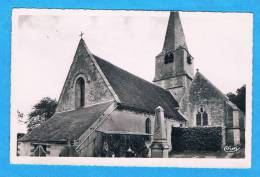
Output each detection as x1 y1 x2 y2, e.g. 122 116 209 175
145 118 151 141
203 112 208 126
196 112 201 126
145 118 151 134
75 77 85 108
196 107 208 126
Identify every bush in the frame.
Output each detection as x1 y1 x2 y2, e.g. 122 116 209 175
172 126 222 152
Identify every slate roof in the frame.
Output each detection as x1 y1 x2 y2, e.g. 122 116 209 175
19 101 113 142
94 55 185 121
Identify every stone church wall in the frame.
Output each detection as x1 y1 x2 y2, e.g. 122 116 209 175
239 111 245 147
180 95 225 127
179 72 245 147
225 102 234 127
154 48 193 102
179 73 227 127
56 52 114 113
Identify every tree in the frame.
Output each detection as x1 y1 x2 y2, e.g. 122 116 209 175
17 110 26 125
227 85 246 114
27 97 57 132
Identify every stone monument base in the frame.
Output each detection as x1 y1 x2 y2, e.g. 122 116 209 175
150 140 169 158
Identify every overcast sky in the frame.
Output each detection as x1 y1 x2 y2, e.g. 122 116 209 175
11 9 252 133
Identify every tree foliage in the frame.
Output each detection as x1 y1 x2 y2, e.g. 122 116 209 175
17 110 26 124
227 85 246 114
27 97 57 132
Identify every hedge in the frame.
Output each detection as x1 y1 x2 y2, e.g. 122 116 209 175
171 126 222 152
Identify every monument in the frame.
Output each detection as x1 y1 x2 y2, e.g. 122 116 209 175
150 106 170 158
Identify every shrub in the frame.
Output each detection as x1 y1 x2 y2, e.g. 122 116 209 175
171 126 222 152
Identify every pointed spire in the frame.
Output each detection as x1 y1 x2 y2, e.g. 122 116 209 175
163 12 188 52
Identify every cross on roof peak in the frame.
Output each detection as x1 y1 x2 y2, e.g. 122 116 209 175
79 32 84 38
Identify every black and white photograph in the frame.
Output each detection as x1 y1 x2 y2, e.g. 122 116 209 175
11 9 252 167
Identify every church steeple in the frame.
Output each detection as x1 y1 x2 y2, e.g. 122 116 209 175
153 11 194 102
163 12 188 52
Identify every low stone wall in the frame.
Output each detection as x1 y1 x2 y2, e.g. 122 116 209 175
171 126 222 152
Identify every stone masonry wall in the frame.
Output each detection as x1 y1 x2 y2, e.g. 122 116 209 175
225 103 234 128
56 41 114 112
180 73 226 127
153 48 193 102
179 72 246 147
154 48 192 82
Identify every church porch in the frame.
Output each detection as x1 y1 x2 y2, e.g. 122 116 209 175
94 131 151 157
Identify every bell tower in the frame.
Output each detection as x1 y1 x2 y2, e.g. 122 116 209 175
153 12 194 102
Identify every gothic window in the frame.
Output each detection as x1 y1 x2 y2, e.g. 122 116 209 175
196 107 208 126
196 112 201 126
32 144 47 157
75 77 85 108
145 118 151 140
187 55 192 64
164 52 174 64
203 112 208 126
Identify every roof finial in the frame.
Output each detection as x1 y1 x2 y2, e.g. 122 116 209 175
79 32 84 39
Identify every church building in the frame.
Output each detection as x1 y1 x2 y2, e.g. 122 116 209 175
18 12 245 157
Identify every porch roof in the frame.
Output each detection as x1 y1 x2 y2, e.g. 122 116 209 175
19 101 113 142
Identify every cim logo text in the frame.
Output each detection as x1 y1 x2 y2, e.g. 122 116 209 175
224 145 240 153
